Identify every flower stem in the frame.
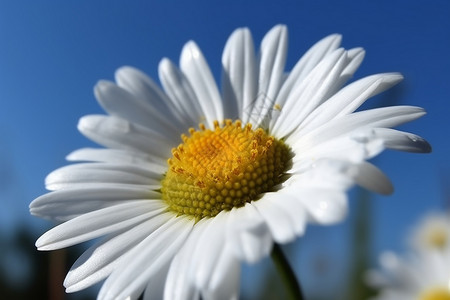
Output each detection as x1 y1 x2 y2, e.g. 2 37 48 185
270 243 304 300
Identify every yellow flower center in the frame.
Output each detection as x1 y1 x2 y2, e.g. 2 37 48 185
426 228 448 249
161 119 291 220
419 287 450 300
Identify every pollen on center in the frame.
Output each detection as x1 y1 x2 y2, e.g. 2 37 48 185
419 287 450 300
161 119 291 220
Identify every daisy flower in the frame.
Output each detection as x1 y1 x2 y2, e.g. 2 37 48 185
367 250 450 300
367 213 450 300
409 211 450 252
30 25 430 299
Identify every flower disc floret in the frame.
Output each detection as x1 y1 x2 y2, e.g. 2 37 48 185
420 287 450 300
427 229 449 249
161 119 291 220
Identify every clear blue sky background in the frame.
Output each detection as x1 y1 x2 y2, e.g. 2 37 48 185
0 0 448 298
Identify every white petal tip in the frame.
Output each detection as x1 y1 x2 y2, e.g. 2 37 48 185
416 138 432 153
35 242 52 251
158 57 171 70
348 47 366 58
379 183 394 196
330 33 343 41
65 150 79 161
64 280 85 294
274 24 287 31
231 26 250 36
321 34 343 47
376 179 394 196
35 235 49 249
77 116 90 132
181 41 201 61
29 208 38 217
375 73 403 87
94 80 112 95
115 65 135 77
267 24 288 39
413 107 427 118
387 72 404 81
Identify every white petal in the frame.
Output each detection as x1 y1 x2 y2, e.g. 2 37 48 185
45 162 162 191
379 251 402 274
271 48 349 137
338 47 365 84
338 105 426 131
250 24 288 127
290 158 393 195
166 213 243 299
190 213 229 289
66 148 167 171
226 203 272 263
115 66 181 126
159 58 206 127
142 259 171 300
286 158 354 191
364 269 391 288
221 27 257 122
98 216 194 300
164 220 208 300
252 193 305 243
64 213 171 292
30 185 160 221
77 115 173 163
271 47 368 138
288 106 426 148
374 128 431 153
278 34 342 98
271 34 343 128
271 194 307 236
268 34 344 132
187 214 241 300
201 247 240 300
31 197 121 222
298 73 404 134
180 41 223 128
281 185 348 225
292 127 385 165
36 200 166 250
350 162 393 195
95 80 181 137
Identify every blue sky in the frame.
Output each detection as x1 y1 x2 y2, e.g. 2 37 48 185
0 0 449 297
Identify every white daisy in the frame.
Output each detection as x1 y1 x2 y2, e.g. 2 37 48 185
30 25 430 300
367 213 450 300
409 211 450 252
367 250 450 300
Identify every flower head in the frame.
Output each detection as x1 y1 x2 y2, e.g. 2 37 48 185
367 213 450 300
368 250 450 300
410 211 450 252
30 25 430 299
